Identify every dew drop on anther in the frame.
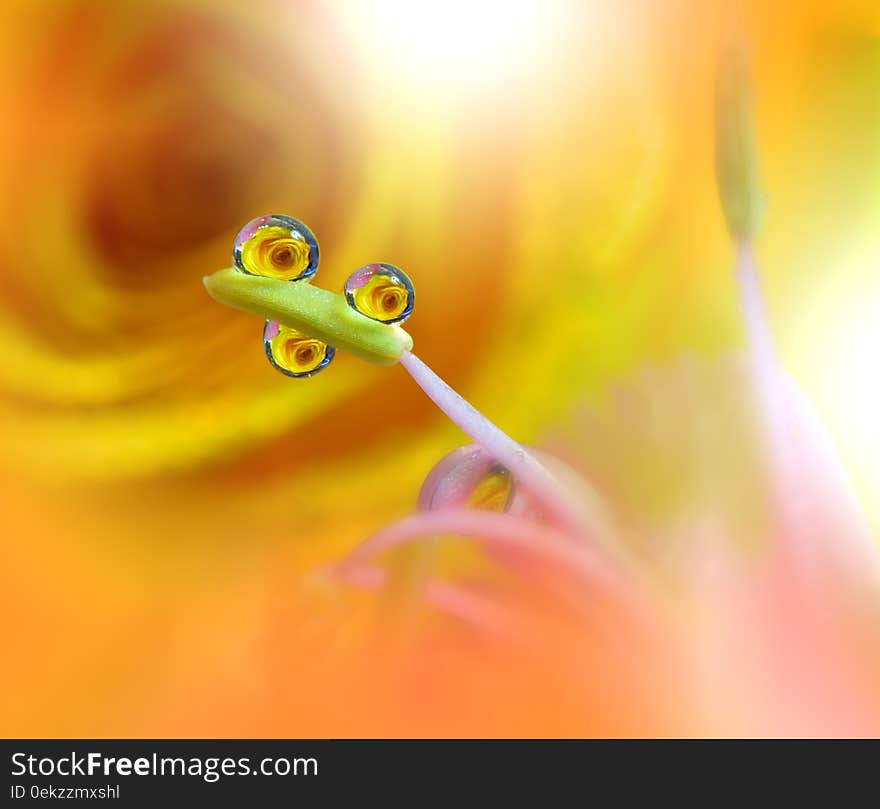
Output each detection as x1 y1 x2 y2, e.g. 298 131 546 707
344 263 414 324
263 320 334 378
233 214 319 281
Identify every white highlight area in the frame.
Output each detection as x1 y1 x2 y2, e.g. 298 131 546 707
820 294 880 467
799 251 880 527
347 0 562 82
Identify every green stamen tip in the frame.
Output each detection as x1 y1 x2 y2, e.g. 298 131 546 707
715 40 765 241
203 267 412 366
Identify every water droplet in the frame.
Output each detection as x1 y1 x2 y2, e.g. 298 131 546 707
418 444 514 513
263 320 334 378
344 263 414 324
233 214 318 281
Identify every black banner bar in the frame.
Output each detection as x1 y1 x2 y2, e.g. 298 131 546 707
1 739 876 805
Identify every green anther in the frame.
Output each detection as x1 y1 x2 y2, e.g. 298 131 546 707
716 41 765 241
203 267 413 366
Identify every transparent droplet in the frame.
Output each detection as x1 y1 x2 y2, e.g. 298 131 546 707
263 320 334 378
344 263 414 324
417 444 514 513
233 214 318 281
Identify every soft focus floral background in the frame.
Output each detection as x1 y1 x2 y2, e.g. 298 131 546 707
2 0 879 736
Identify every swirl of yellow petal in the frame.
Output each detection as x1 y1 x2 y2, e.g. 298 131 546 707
0 0 666 488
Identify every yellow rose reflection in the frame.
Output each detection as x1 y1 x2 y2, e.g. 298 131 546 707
263 321 334 378
467 465 514 511
344 264 415 324
233 214 317 281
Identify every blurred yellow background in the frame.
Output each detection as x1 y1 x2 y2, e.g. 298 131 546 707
1 0 879 736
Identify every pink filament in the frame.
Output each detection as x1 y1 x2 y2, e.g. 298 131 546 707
735 242 795 524
338 508 631 606
398 350 588 539
334 563 522 638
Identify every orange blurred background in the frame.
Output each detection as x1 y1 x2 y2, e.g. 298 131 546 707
2 0 879 736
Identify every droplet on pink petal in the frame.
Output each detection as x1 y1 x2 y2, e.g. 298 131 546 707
418 444 514 513
418 443 614 549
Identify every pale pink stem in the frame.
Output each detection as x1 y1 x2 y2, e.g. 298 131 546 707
735 241 807 568
735 243 789 484
338 508 632 607
399 350 587 539
335 564 522 638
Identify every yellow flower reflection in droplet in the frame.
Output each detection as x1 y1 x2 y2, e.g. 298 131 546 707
240 226 311 280
353 274 409 321
467 464 513 512
265 322 334 377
